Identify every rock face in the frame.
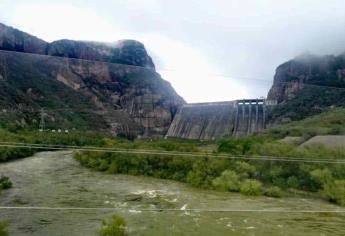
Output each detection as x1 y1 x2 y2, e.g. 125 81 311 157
267 53 345 122
47 39 155 69
0 23 47 54
0 23 183 138
268 53 345 103
0 23 155 69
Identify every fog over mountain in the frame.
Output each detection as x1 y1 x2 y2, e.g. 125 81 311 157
1 0 345 102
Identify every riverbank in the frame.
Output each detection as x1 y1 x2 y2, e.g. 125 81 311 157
74 143 345 206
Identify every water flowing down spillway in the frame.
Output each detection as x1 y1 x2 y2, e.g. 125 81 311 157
0 151 344 235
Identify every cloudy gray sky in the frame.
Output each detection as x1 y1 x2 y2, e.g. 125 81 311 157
1 0 345 102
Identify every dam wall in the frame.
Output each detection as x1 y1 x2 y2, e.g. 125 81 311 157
166 99 267 140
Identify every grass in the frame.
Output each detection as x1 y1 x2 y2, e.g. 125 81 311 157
265 107 345 139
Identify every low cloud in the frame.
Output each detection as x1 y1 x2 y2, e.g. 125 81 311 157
1 0 345 102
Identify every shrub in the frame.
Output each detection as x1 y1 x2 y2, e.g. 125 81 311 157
240 179 263 196
272 177 287 189
265 186 283 198
287 176 300 189
0 176 12 190
234 161 256 178
99 215 128 236
323 180 345 206
186 159 213 188
217 138 260 155
0 220 9 236
212 170 240 192
310 168 333 186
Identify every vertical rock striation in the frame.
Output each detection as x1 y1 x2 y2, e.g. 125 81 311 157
0 23 183 138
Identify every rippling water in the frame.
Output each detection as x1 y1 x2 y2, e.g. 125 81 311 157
0 151 344 235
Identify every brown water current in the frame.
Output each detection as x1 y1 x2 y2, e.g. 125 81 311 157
0 151 344 235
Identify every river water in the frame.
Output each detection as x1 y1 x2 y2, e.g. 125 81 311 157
0 151 344 236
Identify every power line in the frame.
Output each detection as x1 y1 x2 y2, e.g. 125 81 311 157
1 81 345 114
0 206 344 213
0 142 344 164
157 68 273 83
3 49 345 86
0 49 272 83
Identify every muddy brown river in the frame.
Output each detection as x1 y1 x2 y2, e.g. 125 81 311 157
0 151 344 235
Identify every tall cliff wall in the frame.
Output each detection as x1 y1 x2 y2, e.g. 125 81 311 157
267 53 345 122
0 23 155 69
0 23 184 138
166 99 266 140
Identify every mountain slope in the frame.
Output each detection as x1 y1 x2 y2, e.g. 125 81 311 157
267 53 345 123
0 23 184 138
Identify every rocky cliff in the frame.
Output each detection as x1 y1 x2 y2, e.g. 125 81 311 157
267 53 345 122
0 23 47 54
0 23 155 69
0 23 183 138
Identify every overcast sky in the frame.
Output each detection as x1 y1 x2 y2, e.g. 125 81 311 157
1 0 345 102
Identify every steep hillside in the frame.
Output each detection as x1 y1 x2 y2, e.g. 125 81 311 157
0 23 184 138
267 53 345 122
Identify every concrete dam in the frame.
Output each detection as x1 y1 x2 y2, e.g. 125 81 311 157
166 99 269 140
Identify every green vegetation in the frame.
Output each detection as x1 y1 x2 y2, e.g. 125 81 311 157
0 126 206 163
0 220 9 236
269 85 345 122
264 186 283 198
0 176 12 190
239 179 263 196
74 140 345 205
74 109 345 205
311 169 345 206
0 106 344 207
265 107 345 139
98 215 128 236
0 128 106 162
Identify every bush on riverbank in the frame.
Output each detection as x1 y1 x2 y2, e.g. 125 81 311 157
0 147 35 162
0 128 107 162
311 168 345 205
0 220 9 236
0 176 12 190
239 179 263 196
0 127 205 163
74 147 344 205
98 215 128 236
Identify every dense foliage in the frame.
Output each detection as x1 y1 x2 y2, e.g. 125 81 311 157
74 138 345 206
0 128 107 162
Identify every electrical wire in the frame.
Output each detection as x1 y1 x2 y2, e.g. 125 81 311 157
0 142 344 164
0 206 344 213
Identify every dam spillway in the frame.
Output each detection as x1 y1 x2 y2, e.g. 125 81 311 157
166 99 268 140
